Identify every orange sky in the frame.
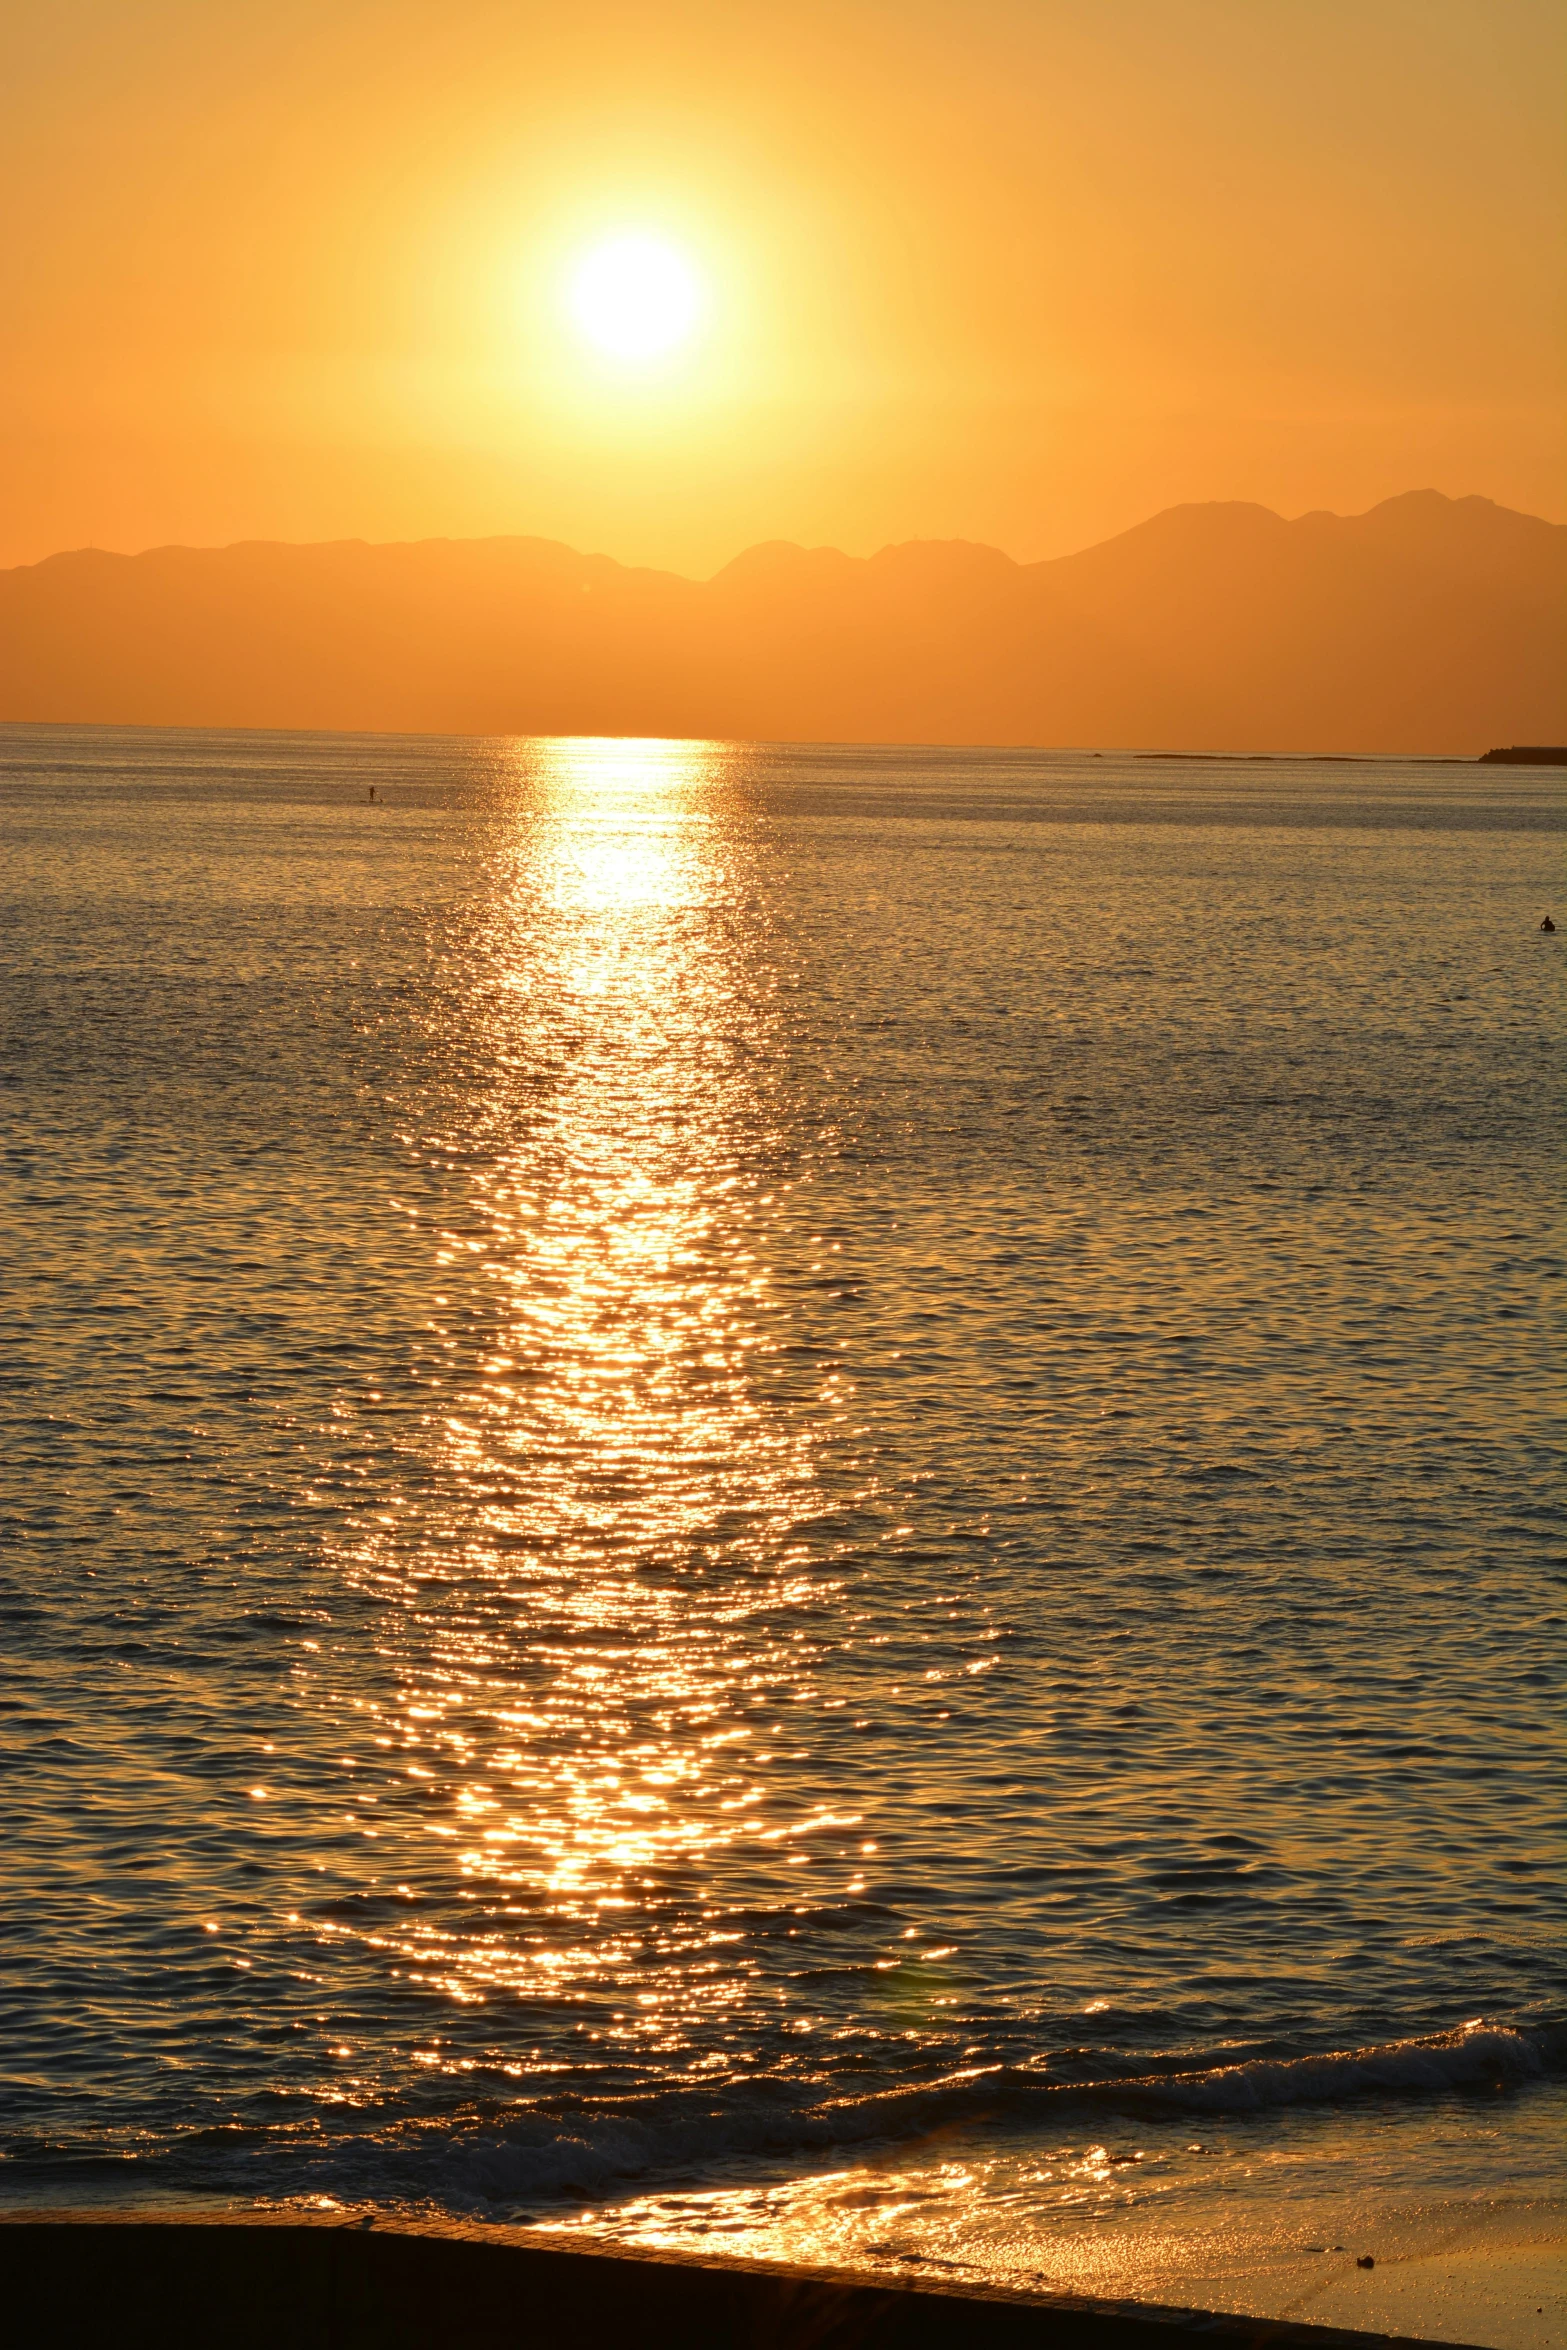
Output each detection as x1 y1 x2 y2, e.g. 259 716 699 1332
3 0 1563 574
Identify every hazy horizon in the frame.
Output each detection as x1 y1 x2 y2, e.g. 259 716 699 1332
7 484 1562 753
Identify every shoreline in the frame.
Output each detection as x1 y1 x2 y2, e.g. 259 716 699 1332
0 2209 1532 2350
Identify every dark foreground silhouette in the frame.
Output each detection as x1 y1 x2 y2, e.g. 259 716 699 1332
0 2215 1488 2350
2 491 1562 753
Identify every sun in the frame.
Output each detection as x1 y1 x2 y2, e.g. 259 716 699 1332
568 233 706 363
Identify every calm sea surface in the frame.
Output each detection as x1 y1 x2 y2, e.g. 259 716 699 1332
2 726 1562 2276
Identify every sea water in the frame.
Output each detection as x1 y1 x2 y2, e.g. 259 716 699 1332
1 726 1561 2287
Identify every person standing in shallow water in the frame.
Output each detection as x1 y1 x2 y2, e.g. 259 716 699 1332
1543 916 1556 932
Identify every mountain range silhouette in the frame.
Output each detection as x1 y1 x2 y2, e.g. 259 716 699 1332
3 490 1561 752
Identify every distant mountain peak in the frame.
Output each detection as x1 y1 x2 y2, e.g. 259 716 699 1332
3 491 1560 752
709 540 854 585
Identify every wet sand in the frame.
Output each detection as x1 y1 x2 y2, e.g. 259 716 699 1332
3 2209 1553 2350
1015 2200 1563 2350
514 2122 1565 2350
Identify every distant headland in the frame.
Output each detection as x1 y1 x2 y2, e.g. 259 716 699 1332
2 490 1562 755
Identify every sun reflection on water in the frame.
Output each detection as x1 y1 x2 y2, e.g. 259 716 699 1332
329 736 846 2047
447 735 780 1562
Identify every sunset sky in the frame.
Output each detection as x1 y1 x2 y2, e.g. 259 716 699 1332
5 0 1563 575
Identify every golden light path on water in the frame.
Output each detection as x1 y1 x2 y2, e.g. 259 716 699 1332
326 735 865 2066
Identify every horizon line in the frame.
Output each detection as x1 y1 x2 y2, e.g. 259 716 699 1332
1 714 1553 766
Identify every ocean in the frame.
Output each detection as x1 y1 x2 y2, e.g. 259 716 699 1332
2 724 1561 2302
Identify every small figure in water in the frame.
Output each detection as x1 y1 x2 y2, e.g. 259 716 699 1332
1543 915 1556 932
368 785 376 802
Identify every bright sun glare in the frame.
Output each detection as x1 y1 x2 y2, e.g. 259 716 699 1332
569 233 705 362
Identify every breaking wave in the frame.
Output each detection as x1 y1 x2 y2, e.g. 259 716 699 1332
69 2017 1550 2214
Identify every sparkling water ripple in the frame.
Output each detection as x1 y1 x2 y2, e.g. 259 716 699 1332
0 724 1561 2234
